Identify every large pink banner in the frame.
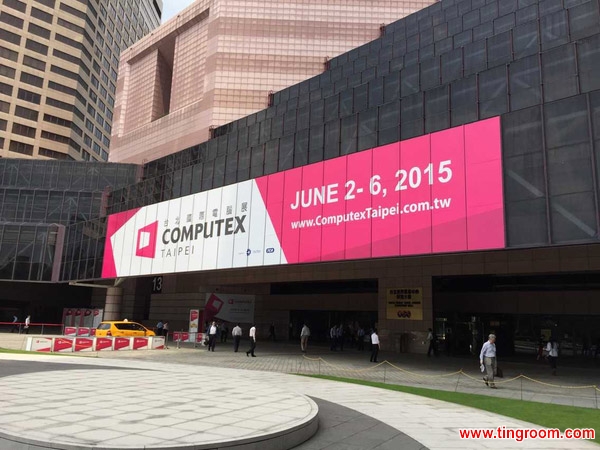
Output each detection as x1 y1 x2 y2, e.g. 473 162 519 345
259 117 504 263
102 118 504 278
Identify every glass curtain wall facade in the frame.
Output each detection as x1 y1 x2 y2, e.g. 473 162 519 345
0 159 138 281
107 0 600 253
0 0 161 161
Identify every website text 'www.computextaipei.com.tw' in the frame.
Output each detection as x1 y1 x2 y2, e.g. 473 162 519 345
459 427 595 442
290 198 452 229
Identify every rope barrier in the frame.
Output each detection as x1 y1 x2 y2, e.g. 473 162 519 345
299 355 599 393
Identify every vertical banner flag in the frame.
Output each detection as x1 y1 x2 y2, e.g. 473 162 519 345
189 309 199 333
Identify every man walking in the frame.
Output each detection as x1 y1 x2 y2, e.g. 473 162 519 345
330 325 337 351
246 324 256 357
426 328 437 357
479 334 497 388
337 324 344 351
370 328 380 363
232 323 242 352
24 315 31 334
11 315 18 333
208 321 218 351
156 320 164 336
300 323 310 353
357 326 365 351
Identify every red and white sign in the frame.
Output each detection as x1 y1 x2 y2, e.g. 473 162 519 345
27 337 52 352
151 336 166 349
205 293 255 323
102 118 504 278
74 337 94 352
94 337 113 351
53 337 74 352
189 309 199 333
133 337 149 350
195 332 204 343
77 327 91 336
114 337 131 351
64 327 77 336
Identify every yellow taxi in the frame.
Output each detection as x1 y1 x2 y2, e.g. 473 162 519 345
95 321 155 337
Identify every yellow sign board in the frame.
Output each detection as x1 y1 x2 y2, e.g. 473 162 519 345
386 287 423 320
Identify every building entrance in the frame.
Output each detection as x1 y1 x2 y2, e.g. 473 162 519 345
433 273 600 358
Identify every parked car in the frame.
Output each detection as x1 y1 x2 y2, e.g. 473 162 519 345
95 321 155 337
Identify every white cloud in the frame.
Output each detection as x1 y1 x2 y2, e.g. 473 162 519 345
161 0 197 23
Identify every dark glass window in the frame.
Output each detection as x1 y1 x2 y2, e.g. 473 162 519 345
577 34 600 93
516 4 538 25
464 40 487 75
569 1 600 41
0 46 18 62
441 48 462 84
487 31 512 67
308 124 324 163
494 13 515 34
425 85 449 133
31 7 53 24
23 55 46 71
12 122 36 138
18 89 41 105
4 0 26 13
25 39 49 55
541 10 569 50
0 29 21 45
15 105 39 121
420 57 440 90
509 55 541 110
0 64 16 79
28 23 51 40
0 81 12 96
340 115 357 155
502 106 548 246
541 44 578 102
401 65 420 97
9 140 34 156
59 2 86 20
450 75 477 126
401 93 424 139
20 72 44 88
0 11 24 29
478 65 508 118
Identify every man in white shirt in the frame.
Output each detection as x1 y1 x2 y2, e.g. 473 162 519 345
479 334 497 388
300 323 310 353
208 321 217 352
232 323 242 352
370 329 380 363
545 339 559 375
24 315 31 335
246 324 256 357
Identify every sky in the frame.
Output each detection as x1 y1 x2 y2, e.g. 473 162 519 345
161 0 196 23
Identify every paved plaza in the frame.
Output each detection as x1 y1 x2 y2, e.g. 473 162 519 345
0 338 599 450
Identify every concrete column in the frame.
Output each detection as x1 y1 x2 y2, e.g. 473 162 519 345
104 287 124 321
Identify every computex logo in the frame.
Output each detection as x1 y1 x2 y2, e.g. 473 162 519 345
136 221 158 258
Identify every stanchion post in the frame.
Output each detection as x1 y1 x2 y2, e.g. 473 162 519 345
318 359 321 376
520 376 523 401
40 324 44 335
383 364 387 384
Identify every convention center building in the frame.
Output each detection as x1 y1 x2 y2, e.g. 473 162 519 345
1 0 600 356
